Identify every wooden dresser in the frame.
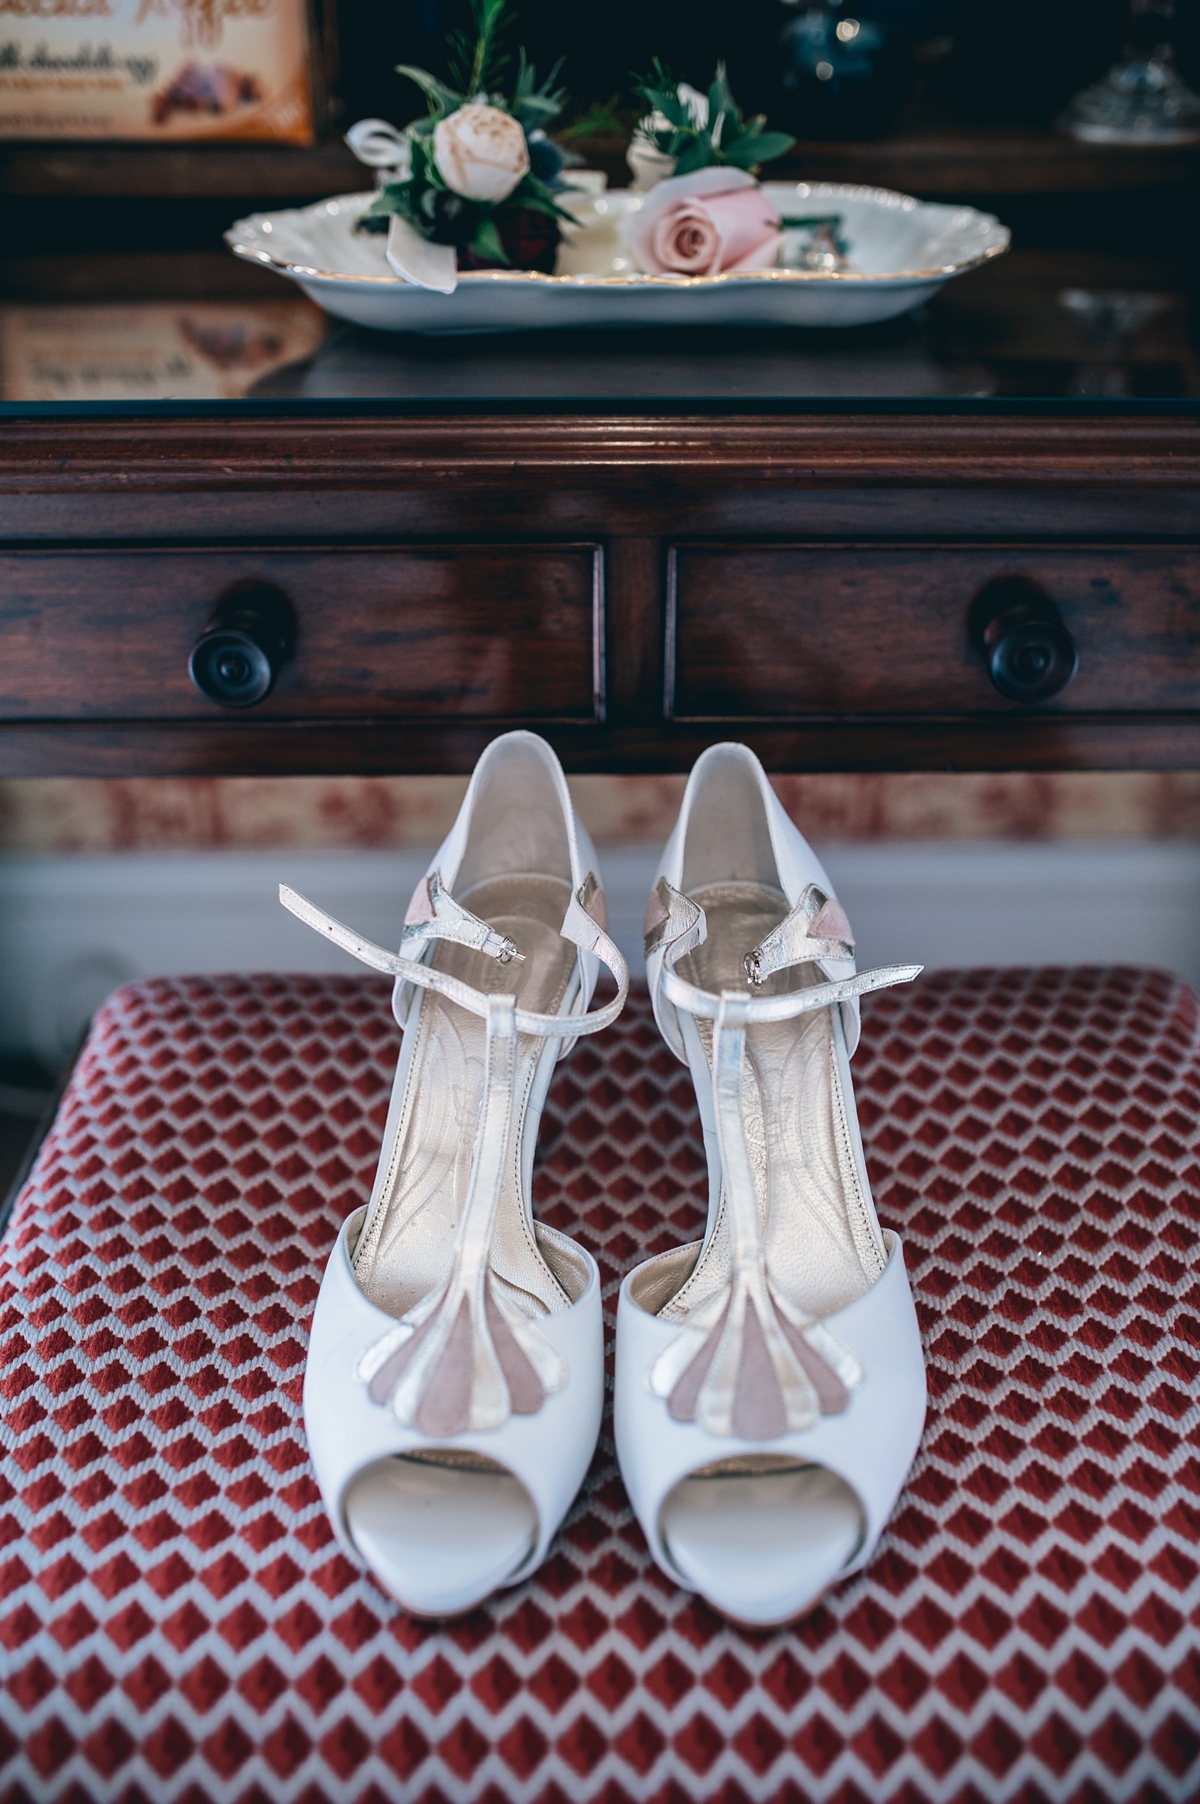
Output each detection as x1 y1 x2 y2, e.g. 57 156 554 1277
2 403 1199 777
2 119 1198 780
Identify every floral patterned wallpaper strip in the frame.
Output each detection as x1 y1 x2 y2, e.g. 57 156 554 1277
0 772 1197 853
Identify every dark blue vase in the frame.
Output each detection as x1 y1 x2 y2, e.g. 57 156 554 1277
777 0 917 138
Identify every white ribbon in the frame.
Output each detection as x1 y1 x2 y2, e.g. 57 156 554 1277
345 117 412 174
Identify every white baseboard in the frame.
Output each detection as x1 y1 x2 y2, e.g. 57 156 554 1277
1 842 1196 1069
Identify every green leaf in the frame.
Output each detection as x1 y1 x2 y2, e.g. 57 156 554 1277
517 171 579 223
361 181 417 223
408 134 442 185
649 92 691 129
743 129 794 161
708 62 736 127
444 0 512 96
537 55 566 97
633 57 693 129
469 0 511 96
722 129 795 167
394 64 462 117
707 61 740 152
514 92 561 129
719 137 762 168
511 190 570 225
711 106 737 152
556 96 627 140
515 51 565 105
471 214 509 264
673 132 715 174
444 31 472 91
633 56 674 98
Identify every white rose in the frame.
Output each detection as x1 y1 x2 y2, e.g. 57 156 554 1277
433 103 530 204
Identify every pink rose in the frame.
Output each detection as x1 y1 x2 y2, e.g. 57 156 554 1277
629 167 782 277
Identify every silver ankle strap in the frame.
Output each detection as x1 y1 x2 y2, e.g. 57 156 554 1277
280 879 629 1038
743 883 855 985
402 869 524 966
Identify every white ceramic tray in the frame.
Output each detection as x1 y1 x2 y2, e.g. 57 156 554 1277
226 181 1009 335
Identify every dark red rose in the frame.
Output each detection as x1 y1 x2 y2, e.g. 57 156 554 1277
461 208 561 275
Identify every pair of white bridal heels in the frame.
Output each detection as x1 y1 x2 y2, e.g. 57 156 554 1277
285 732 928 1628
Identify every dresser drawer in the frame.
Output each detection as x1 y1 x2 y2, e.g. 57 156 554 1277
667 545 1200 719
0 544 603 722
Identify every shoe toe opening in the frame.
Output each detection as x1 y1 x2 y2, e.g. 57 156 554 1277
660 1457 865 1627
345 1450 537 1618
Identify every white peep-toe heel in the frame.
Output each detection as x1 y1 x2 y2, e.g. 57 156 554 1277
615 743 927 1627
285 732 628 1618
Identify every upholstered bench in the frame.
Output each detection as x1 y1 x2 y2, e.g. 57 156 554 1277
0 969 1197 1804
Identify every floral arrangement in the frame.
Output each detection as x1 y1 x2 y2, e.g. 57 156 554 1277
356 0 578 281
343 25 819 289
624 63 798 279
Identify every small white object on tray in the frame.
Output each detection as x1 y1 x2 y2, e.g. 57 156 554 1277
225 180 1009 335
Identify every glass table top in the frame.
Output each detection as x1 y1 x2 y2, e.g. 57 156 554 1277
2 248 1197 414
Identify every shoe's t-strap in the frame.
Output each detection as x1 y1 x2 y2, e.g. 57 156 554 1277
279 878 629 1039
356 993 568 1436
649 879 921 1441
280 875 627 1437
743 883 854 986
650 991 866 1438
402 869 525 966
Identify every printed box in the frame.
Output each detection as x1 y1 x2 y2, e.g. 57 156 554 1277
0 0 325 141
0 300 328 399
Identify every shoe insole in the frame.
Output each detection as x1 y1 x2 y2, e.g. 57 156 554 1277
661 1460 864 1625
347 1452 537 1617
352 873 577 1325
664 881 886 1328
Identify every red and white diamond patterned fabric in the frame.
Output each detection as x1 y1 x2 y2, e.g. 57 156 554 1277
0 967 1197 1804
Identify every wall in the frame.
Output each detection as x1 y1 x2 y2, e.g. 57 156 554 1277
1 772 1197 1068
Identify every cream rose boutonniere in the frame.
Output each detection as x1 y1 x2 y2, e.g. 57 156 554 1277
346 0 583 290
433 102 531 204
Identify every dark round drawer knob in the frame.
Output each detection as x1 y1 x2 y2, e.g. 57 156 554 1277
969 576 1079 704
189 581 295 709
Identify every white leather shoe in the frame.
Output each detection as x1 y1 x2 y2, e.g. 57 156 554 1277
284 732 628 1618
615 743 927 1627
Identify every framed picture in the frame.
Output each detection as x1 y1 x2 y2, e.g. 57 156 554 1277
0 0 337 142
